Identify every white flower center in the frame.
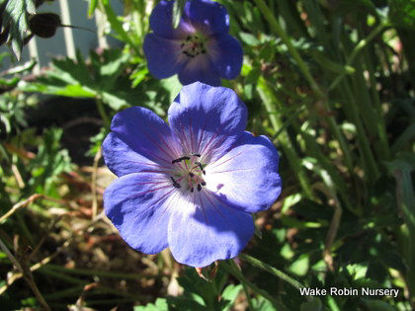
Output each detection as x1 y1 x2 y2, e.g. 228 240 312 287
170 153 207 192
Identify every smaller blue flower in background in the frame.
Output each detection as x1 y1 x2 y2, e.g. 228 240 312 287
102 82 281 267
143 0 243 86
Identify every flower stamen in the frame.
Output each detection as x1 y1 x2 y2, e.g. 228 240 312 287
172 156 191 164
171 153 208 192
181 35 207 58
194 161 206 175
170 176 181 188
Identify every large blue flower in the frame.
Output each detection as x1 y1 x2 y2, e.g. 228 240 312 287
102 82 281 267
143 0 243 86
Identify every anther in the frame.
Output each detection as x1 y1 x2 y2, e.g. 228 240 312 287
189 172 194 177
170 177 181 188
195 161 205 171
201 181 206 186
197 184 202 192
181 36 205 58
190 187 194 192
191 153 201 157
172 156 191 164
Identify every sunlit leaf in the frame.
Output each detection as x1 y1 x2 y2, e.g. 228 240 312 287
1 0 35 60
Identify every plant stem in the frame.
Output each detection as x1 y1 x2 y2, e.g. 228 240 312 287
96 98 110 127
0 194 43 223
39 267 87 285
223 260 289 311
257 77 314 199
239 254 306 292
0 238 51 311
46 264 146 281
329 22 388 91
91 147 102 219
241 281 254 311
253 0 325 99
340 80 380 182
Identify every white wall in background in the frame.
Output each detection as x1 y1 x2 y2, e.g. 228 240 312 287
0 0 123 70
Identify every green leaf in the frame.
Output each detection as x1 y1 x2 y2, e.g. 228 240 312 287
18 81 95 98
0 76 18 88
391 123 415 154
288 254 310 276
177 268 217 307
132 294 207 310
28 127 73 196
2 58 36 75
160 75 182 103
101 91 128 110
172 0 186 28
281 215 325 229
311 50 355 75
21 297 37 307
99 50 129 77
300 298 323 311
101 0 139 53
134 298 168 311
18 49 136 110
361 299 397 311
1 0 36 60
165 296 206 311
88 0 98 17
239 32 260 46
389 0 415 30
251 296 276 311
131 67 148 87
221 284 242 311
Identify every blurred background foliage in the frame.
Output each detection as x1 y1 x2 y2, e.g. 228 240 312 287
0 0 414 310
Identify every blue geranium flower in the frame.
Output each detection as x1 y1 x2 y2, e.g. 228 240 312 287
143 0 243 86
102 82 281 267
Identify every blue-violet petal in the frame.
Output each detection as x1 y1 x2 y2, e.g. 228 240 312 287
110 106 180 166
104 172 176 254
205 131 282 213
209 33 243 80
168 192 254 267
186 0 229 35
